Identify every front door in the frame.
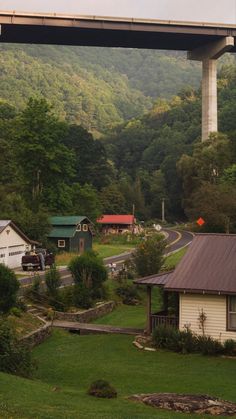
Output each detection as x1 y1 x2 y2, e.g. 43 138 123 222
79 238 85 254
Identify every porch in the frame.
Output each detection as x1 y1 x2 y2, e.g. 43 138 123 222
134 271 179 334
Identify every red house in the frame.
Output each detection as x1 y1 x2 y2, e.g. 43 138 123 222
97 215 136 235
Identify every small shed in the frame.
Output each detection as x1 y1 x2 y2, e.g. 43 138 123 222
0 220 33 269
48 216 93 253
97 214 136 235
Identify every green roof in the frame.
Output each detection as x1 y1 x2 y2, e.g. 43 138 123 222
50 216 87 226
48 226 76 238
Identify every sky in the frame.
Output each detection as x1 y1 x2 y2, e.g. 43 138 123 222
0 0 236 24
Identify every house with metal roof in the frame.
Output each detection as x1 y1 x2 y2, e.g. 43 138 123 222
135 234 236 342
97 214 137 235
0 220 33 269
48 216 93 253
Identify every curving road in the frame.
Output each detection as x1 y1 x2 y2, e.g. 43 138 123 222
18 229 194 292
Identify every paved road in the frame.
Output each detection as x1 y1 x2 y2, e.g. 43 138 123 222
18 229 194 291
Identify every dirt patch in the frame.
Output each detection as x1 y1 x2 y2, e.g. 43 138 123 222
129 393 236 416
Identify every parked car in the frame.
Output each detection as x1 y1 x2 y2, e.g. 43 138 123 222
21 248 54 271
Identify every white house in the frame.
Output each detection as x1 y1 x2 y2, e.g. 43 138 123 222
135 234 236 342
0 220 33 269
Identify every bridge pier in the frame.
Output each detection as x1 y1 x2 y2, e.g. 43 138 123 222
188 37 234 141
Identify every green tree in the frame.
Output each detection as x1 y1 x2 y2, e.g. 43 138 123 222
186 183 236 233
132 234 166 277
45 266 61 297
69 251 107 300
64 125 112 190
100 183 127 214
0 265 19 314
71 183 102 223
16 98 75 207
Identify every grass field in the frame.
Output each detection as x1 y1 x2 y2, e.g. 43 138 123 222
56 244 133 266
0 330 236 419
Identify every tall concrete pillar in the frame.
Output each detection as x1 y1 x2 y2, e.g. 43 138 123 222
188 37 234 141
202 59 217 141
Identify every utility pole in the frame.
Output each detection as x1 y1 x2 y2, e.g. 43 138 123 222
161 198 165 223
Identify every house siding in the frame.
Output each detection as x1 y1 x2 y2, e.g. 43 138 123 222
0 225 30 268
179 293 236 342
70 230 92 253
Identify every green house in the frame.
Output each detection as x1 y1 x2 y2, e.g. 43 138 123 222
48 216 93 253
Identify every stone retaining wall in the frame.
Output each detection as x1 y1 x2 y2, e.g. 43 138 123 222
21 324 52 349
54 301 115 323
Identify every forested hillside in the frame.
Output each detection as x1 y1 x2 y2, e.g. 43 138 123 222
1 45 236 238
103 62 236 231
0 44 202 133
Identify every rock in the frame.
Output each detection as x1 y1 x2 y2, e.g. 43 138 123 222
129 393 236 416
133 341 143 350
144 347 156 352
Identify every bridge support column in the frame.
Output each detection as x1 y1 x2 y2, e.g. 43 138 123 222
202 59 217 141
188 37 234 141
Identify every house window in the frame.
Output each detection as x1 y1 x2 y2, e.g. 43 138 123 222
83 224 88 232
228 296 236 330
76 224 81 232
58 240 65 248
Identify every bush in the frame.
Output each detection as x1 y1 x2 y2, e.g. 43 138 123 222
69 251 107 303
197 335 224 356
9 307 22 318
0 265 19 314
0 320 35 378
73 284 93 309
152 325 226 356
178 329 198 354
152 325 181 352
88 380 117 398
45 266 61 296
224 339 236 356
115 282 140 305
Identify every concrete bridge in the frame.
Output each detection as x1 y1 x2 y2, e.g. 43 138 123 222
1 10 236 140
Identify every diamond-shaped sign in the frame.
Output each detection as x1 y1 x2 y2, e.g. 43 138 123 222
197 217 205 227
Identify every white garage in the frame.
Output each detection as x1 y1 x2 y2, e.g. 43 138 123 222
0 220 32 269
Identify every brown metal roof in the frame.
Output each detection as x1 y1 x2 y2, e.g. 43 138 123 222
134 271 174 286
165 234 236 295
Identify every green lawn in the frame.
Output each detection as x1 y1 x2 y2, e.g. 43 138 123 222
163 247 188 270
93 303 146 328
93 243 133 259
0 330 236 418
56 244 133 266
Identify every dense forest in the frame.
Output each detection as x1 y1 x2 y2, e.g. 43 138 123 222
1 45 236 239
1 44 202 133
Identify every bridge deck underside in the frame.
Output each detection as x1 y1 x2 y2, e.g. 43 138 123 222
1 20 236 51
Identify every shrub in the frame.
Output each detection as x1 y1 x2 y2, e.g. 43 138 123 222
178 329 198 354
152 325 225 356
0 320 35 378
197 335 224 356
69 251 107 301
152 325 180 351
88 380 117 398
224 339 236 356
0 265 19 314
9 307 22 318
115 282 140 305
73 284 93 309
45 265 61 296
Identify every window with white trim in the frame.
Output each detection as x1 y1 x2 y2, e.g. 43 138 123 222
83 224 88 232
228 296 236 330
58 240 65 248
